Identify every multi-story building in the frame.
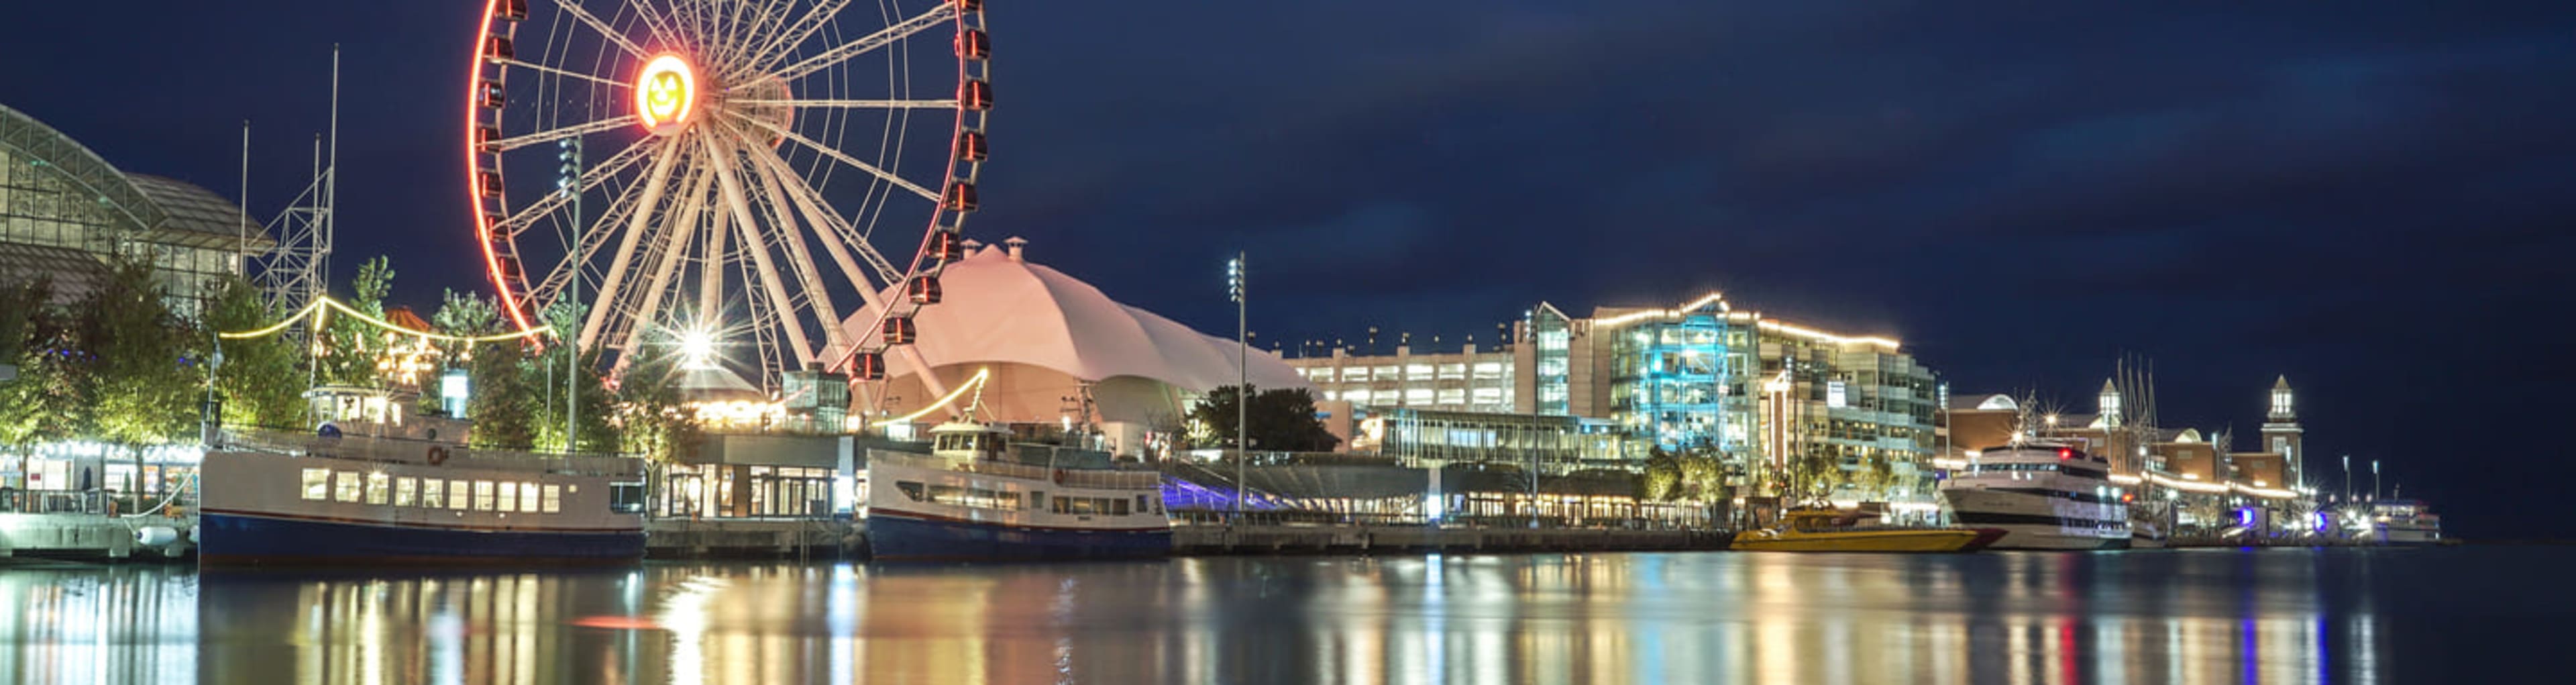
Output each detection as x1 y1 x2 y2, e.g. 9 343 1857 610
1 103 269 319
1298 291 1937 499
1513 293 1935 488
1286 344 1515 414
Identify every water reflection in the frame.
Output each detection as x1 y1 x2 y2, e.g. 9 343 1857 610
0 547 2542 683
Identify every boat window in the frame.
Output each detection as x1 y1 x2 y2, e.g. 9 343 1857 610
1069 498 1095 515
422 480 445 509
301 469 330 500
335 472 363 503
1030 492 1046 510
1112 498 1130 516
449 480 472 509
474 480 496 511
393 477 418 507
896 482 926 501
608 482 647 514
366 473 391 505
519 483 541 513
496 482 518 512
1136 494 1149 515
543 484 561 513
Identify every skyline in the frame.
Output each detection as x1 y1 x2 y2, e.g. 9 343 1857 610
3 1 2572 536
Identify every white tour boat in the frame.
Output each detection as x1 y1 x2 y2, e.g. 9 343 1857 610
864 421 1170 562
1940 442 2132 550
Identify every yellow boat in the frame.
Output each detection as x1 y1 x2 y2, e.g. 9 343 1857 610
1731 509 2001 553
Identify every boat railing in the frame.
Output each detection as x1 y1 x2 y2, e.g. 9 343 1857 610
216 427 645 478
869 450 1163 491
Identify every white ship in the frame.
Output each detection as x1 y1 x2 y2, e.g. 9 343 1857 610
864 421 1171 561
1940 442 2131 550
2370 499 2443 545
199 424 648 566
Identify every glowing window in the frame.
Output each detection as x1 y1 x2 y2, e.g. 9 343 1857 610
301 469 330 501
497 482 519 513
520 483 541 513
334 472 363 503
474 480 496 511
393 477 418 508
422 479 445 509
449 480 472 509
543 484 562 513
366 472 390 505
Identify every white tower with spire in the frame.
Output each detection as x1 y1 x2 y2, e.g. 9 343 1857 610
2097 378 2123 429
2262 375 2304 488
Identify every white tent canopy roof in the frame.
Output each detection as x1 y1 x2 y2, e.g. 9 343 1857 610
836 244 1309 394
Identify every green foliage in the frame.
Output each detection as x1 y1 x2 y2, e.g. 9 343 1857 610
1187 385 1340 452
466 341 538 450
614 350 702 462
427 288 501 414
0 279 85 450
206 276 305 429
317 256 394 386
83 256 197 447
1640 446 1727 502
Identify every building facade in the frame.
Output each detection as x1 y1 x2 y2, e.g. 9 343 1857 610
1286 344 1515 414
1293 291 1938 500
1 104 269 319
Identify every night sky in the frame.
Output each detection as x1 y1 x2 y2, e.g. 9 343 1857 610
4 2 2572 537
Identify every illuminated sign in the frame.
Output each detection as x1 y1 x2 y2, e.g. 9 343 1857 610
635 54 697 136
1827 380 1847 409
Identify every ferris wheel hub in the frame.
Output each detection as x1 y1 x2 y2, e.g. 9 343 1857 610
635 54 698 136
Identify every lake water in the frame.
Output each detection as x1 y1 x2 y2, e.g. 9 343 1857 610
0 547 2561 684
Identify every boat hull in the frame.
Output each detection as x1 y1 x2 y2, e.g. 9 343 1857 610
867 510 1171 562
1941 488 2130 551
198 511 644 566
1731 528 1989 553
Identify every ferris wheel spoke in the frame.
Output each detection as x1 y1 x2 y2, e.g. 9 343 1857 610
733 137 853 353
727 99 958 110
486 114 639 153
619 0 681 51
618 159 718 357
527 180 649 309
727 110 941 201
737 0 853 76
497 136 657 238
578 136 686 350
557 1 650 60
759 3 954 86
743 144 904 293
710 142 820 366
502 59 631 91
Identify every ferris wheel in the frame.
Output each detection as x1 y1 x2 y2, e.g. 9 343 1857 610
464 0 988 388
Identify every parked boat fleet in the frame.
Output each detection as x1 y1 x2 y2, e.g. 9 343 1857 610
195 425 2438 566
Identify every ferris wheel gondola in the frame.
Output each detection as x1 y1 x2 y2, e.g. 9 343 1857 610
464 0 989 391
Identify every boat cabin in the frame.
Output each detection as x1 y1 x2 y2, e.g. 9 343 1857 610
304 386 467 444
929 421 1012 464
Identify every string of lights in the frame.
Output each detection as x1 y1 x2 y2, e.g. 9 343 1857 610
872 368 990 427
219 296 553 344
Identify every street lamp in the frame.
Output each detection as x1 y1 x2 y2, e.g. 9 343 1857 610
1226 253 1246 516
559 138 584 453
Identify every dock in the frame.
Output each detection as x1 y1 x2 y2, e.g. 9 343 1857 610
0 513 195 561
645 517 863 560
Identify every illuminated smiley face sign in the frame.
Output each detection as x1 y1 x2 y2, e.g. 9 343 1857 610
635 54 697 136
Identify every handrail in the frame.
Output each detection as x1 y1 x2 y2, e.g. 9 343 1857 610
869 450 1162 490
216 427 645 478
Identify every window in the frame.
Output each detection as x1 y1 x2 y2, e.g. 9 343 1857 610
449 480 471 509
1404 388 1433 405
1472 388 1505 405
543 484 561 513
1373 365 1399 379
393 477 418 507
1436 389 1466 406
1472 362 1505 380
335 472 363 503
520 483 541 513
496 482 518 512
1112 498 1130 516
1405 364 1434 379
422 479 444 509
1438 364 1466 380
301 469 330 500
1136 494 1150 515
366 473 390 505
609 482 647 514
474 480 496 511
1342 367 1368 382
1343 389 1371 403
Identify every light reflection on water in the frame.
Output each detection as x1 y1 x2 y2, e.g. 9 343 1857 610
0 547 2561 683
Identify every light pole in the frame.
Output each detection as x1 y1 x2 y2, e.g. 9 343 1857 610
558 138 584 453
2371 459 2381 503
2341 454 2351 503
1227 254 1246 517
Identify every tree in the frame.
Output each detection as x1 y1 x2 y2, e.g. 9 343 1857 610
527 301 616 453
205 276 305 429
1187 385 1340 452
427 288 500 415
83 256 199 493
0 278 85 454
615 350 702 462
317 256 394 386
